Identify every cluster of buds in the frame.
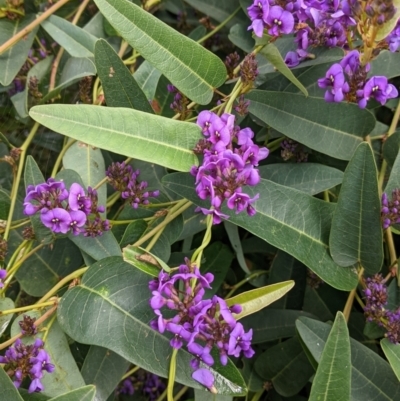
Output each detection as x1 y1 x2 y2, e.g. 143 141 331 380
23 178 110 237
106 162 159 209
0 338 54 393
191 110 268 224
364 274 400 344
149 259 254 392
167 84 191 119
281 138 309 162
117 370 166 400
381 189 400 229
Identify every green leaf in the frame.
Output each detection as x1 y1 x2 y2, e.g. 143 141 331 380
0 363 24 401
57 257 247 395
194 390 233 401
122 245 170 277
41 15 97 57
69 231 121 261
296 317 400 401
133 60 161 100
381 339 400 381
162 173 358 291
19 390 50 401
383 131 400 168
375 1 400 41
241 359 264 392
81 346 130 401
329 143 383 274
46 386 95 401
223 221 250 274
259 163 344 195
254 336 315 397
63 141 106 216
309 312 351 401
229 23 254 53
0 188 11 220
259 44 308 96
119 220 148 248
41 58 96 103
241 309 315 343
0 297 15 336
93 0 226 104
370 51 400 80
246 91 375 161
29 104 201 172
184 0 244 24
385 147 400 195
0 15 38 86
94 39 154 113
226 281 294 320
303 287 334 322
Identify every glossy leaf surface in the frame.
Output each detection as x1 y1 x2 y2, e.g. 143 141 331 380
30 105 201 172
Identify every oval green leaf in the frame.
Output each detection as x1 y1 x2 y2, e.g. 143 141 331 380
381 338 400 382
329 143 383 274
309 312 351 401
93 0 226 105
245 91 375 160
162 172 358 291
47 386 95 401
0 297 15 336
226 281 294 320
0 364 24 401
29 104 201 172
57 257 247 396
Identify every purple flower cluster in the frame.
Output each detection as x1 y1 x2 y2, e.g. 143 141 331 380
191 111 269 224
246 1 399 108
149 259 254 392
364 274 400 344
0 338 54 393
106 162 159 209
167 84 189 115
381 189 400 229
0 268 6 289
317 51 398 107
23 178 110 237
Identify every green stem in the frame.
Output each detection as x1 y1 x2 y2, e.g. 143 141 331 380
225 270 268 299
167 348 178 401
121 365 140 380
51 139 76 177
0 301 55 316
191 214 213 266
225 80 243 114
197 7 241 45
4 122 40 241
145 224 166 252
133 200 192 248
36 267 88 304
266 136 284 149
250 390 265 401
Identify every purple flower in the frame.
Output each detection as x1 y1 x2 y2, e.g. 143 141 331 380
285 51 300 68
68 183 91 214
166 323 192 349
0 269 6 288
228 323 254 358
69 210 87 235
247 0 269 37
40 208 71 234
358 76 398 109
318 63 349 102
192 369 216 393
266 6 295 36
188 343 214 369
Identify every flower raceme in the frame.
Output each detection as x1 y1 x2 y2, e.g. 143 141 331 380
23 179 110 237
149 260 254 391
191 111 269 224
246 1 400 109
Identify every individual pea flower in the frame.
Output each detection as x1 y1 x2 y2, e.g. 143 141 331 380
247 0 269 37
192 368 217 393
317 63 349 103
0 268 6 288
266 6 295 36
357 76 398 109
106 162 160 209
0 338 54 393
